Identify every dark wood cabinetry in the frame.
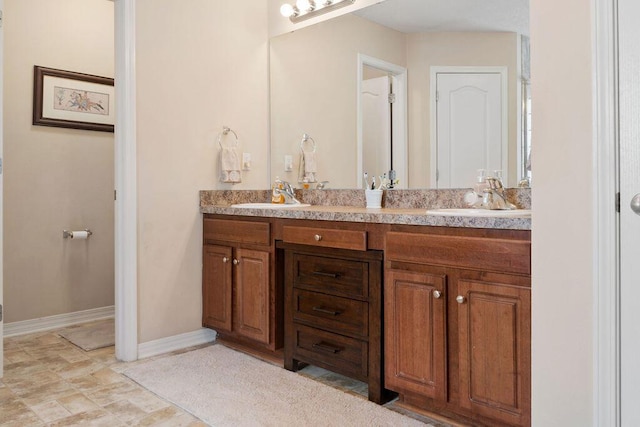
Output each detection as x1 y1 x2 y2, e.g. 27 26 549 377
279 222 387 403
202 212 531 425
202 215 282 351
385 227 531 427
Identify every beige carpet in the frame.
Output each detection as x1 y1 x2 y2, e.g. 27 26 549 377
58 318 115 351
124 344 427 426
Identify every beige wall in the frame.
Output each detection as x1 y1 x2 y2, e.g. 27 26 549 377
270 14 406 188
3 0 115 323
135 0 269 342
406 32 519 188
530 0 595 424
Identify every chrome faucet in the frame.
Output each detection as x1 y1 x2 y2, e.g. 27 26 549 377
481 177 516 210
274 179 302 204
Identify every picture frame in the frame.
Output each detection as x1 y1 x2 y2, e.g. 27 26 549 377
33 66 115 132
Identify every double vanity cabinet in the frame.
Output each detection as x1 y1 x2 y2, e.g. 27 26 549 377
202 209 531 426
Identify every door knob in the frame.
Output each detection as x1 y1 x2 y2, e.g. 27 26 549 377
233 259 239 265
456 295 466 304
631 193 640 215
222 257 229 263
433 290 442 299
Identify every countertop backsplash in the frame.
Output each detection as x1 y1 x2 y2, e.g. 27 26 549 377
200 188 531 210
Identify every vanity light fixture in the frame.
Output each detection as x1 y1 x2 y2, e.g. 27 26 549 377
280 0 356 23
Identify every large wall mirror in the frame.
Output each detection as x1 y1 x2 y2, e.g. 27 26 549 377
270 0 530 189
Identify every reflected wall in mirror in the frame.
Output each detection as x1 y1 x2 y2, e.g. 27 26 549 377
270 0 530 189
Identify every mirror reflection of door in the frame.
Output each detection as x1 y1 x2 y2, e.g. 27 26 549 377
433 69 507 189
362 67 391 183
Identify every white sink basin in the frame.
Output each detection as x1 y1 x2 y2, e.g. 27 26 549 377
426 208 531 218
230 202 311 209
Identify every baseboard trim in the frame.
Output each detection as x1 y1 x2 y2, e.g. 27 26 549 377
138 328 217 359
4 306 115 338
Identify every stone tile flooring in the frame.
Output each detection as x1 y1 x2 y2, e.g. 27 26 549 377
1 321 455 426
1 323 207 426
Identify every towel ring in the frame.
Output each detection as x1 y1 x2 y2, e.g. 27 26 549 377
218 126 239 149
300 133 316 153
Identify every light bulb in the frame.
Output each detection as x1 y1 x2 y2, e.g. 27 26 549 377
296 0 314 12
280 4 296 17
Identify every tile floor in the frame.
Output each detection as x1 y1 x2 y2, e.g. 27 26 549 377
1 321 453 426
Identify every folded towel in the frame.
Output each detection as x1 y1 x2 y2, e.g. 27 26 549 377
220 147 241 183
298 150 317 183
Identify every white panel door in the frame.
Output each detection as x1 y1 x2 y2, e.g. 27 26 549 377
362 76 390 180
619 0 640 423
435 73 504 188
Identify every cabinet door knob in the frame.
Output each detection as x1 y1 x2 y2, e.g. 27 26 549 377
314 234 322 241
433 290 442 299
456 295 466 304
233 259 239 265
222 257 229 263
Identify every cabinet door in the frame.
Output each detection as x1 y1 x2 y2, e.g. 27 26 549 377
384 269 447 401
235 248 270 344
202 245 233 333
457 279 531 426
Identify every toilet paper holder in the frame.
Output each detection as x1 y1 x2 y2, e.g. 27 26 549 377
63 229 93 239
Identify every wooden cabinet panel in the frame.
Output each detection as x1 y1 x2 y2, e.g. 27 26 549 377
384 269 447 401
235 248 270 344
202 215 278 353
292 324 368 380
202 245 233 333
457 279 531 426
292 253 368 299
282 225 367 251
204 218 270 245
386 232 531 275
293 289 368 338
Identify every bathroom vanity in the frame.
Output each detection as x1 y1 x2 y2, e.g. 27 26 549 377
200 189 531 426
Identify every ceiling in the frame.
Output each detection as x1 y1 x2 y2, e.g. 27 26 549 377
353 0 529 36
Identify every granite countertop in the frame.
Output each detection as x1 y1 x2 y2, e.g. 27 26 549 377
199 204 531 230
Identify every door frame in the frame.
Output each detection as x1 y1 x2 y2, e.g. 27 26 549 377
356 54 407 189
593 0 620 424
114 0 138 362
429 66 508 187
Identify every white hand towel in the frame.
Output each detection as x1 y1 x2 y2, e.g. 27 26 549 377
298 150 317 183
220 147 241 183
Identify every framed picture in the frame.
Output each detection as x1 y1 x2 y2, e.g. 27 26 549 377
33 66 115 132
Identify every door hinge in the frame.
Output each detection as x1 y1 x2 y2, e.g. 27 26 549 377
114 190 117 201
388 92 396 104
0 11 3 29
0 158 3 175
616 192 621 213
0 304 3 322
436 91 439 102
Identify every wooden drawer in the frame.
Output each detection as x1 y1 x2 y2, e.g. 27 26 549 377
282 225 367 251
292 324 368 380
292 253 368 299
293 289 368 338
204 218 270 246
386 232 531 275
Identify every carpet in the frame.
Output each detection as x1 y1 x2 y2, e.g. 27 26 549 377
124 344 427 426
58 318 115 351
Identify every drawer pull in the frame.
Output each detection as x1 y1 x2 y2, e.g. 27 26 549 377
314 234 322 241
312 271 340 279
312 341 342 354
312 306 342 316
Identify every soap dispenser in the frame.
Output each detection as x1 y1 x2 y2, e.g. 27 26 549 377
271 177 284 204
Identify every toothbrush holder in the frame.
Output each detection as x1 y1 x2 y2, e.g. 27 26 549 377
365 189 383 209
